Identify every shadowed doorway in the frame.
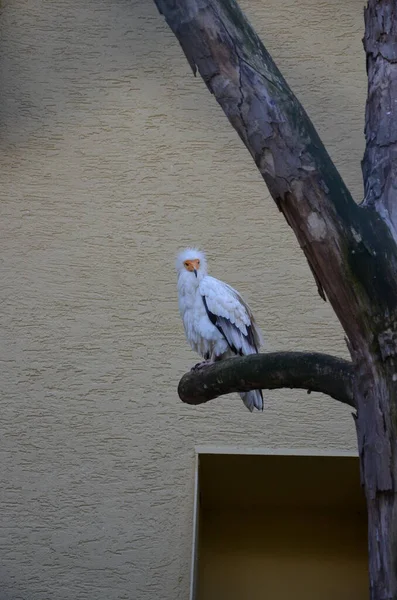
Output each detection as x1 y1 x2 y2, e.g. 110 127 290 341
196 453 367 600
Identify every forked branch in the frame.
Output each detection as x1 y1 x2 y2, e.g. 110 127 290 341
178 352 355 407
153 0 397 347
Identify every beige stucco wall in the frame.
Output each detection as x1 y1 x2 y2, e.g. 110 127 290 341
0 0 366 598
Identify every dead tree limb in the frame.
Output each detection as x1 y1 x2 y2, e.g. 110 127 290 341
178 352 355 407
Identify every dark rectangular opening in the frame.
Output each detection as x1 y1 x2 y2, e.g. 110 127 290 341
197 453 367 600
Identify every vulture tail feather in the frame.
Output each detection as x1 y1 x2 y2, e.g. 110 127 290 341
239 388 264 412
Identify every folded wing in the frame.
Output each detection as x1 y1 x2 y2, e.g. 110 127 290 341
199 276 263 356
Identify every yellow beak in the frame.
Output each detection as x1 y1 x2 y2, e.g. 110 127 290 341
185 259 200 273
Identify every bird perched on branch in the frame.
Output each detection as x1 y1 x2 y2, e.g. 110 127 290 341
176 247 264 412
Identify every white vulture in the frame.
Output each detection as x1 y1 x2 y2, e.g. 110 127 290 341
176 248 264 412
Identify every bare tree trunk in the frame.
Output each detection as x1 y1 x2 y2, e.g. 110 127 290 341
362 0 397 239
359 2 397 596
351 338 397 599
152 1 397 597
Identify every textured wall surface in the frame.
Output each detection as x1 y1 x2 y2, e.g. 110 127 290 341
0 0 366 598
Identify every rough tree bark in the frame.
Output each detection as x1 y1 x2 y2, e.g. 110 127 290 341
152 1 397 598
178 352 355 407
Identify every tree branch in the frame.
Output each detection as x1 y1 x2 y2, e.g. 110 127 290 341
362 0 397 237
153 0 397 349
178 352 355 408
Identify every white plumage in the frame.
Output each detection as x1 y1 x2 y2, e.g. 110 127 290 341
176 247 264 412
